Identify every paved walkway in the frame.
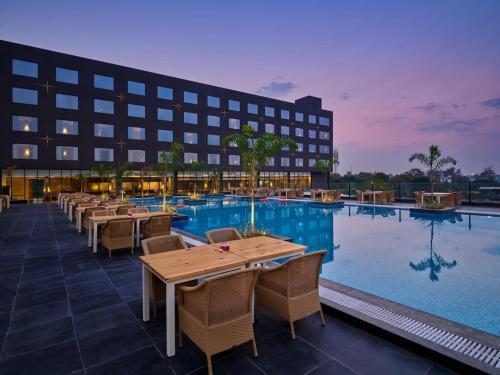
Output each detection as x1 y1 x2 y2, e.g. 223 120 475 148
0 204 462 374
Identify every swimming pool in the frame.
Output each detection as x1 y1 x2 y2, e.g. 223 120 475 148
132 196 500 336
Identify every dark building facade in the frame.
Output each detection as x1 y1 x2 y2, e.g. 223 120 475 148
0 40 333 201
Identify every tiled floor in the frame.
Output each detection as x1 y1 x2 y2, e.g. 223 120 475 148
0 204 463 375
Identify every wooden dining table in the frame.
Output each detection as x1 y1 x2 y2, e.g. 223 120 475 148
360 190 385 204
140 235 307 357
420 192 453 206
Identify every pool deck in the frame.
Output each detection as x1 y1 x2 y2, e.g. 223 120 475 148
0 203 479 374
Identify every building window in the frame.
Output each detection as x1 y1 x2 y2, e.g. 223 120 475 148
281 109 290 119
228 99 240 111
281 157 290 167
158 86 173 100
281 126 289 135
128 81 145 95
207 154 220 165
207 134 220 146
207 115 220 127
265 106 275 117
12 59 38 78
12 115 38 133
265 123 275 133
184 152 198 163
12 88 38 105
184 91 198 104
13 144 38 159
94 148 114 162
295 128 303 137
56 119 78 135
94 99 114 114
296 143 303 152
309 129 317 139
308 114 317 124
56 94 78 110
266 157 274 167
319 145 330 154
319 131 329 140
309 144 317 153
56 67 78 84
248 120 258 132
128 104 145 118
158 108 173 121
248 103 258 114
158 129 173 142
295 112 304 122
128 149 145 163
309 159 316 167
128 126 145 140
94 74 114 90
228 118 240 129
229 155 240 165
229 141 237 148
207 96 220 108
56 146 78 161
184 112 198 124
94 123 114 138
319 116 330 126
282 144 290 151
184 132 198 144
295 158 304 167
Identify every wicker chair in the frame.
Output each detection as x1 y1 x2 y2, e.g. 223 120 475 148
386 191 395 203
356 190 364 203
205 228 242 244
296 189 304 198
130 207 149 214
101 218 134 257
415 191 424 207
287 190 297 199
453 192 461 206
141 234 189 316
375 193 388 205
82 206 106 233
255 250 327 339
116 204 137 215
141 215 172 239
72 202 93 221
178 267 261 375
441 194 455 207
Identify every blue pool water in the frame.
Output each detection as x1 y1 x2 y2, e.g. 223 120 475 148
133 196 500 336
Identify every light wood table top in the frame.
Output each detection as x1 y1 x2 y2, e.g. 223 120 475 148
88 211 166 223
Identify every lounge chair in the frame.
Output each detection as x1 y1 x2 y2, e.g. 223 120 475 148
101 218 134 257
205 227 243 244
116 204 137 215
255 250 327 339
141 215 172 239
178 268 260 375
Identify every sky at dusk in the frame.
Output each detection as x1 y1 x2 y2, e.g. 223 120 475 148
1 0 499 174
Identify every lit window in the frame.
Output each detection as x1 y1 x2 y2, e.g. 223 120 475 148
184 91 198 104
56 146 78 161
158 129 173 142
128 104 145 118
94 148 114 162
12 116 38 132
207 134 220 146
128 81 145 95
94 74 114 90
184 132 198 144
128 149 145 163
94 123 114 138
319 116 330 126
94 99 114 114
12 88 38 105
229 155 240 165
248 120 258 132
295 112 304 122
228 118 240 129
56 94 78 110
296 143 303 152
281 126 289 135
229 99 240 111
56 67 78 84
158 108 173 121
309 129 317 139
207 154 220 165
12 144 38 160
158 86 173 100
248 103 258 114
295 158 303 167
309 159 317 167
12 59 38 78
308 115 316 124
281 109 290 119
184 152 198 163
229 141 237 148
184 112 198 124
281 157 290 167
266 157 274 167
282 145 290 151
265 106 275 117
128 126 145 140
56 120 78 135
319 145 330 154
265 123 275 133
295 128 303 137
207 115 220 127
319 131 329 140
207 96 220 108
309 144 317 153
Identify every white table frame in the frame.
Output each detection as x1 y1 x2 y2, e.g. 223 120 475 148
421 192 452 206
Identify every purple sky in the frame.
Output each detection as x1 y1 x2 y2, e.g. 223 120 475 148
1 0 499 174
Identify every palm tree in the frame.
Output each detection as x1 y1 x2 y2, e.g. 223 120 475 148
156 143 184 209
75 172 86 193
4 165 16 197
223 124 297 234
208 167 220 193
111 162 130 198
409 145 457 200
314 160 334 189
91 164 111 194
189 161 206 198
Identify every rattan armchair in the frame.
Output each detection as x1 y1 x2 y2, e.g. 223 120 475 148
287 189 297 199
296 189 304 198
255 250 327 339
82 206 106 233
178 267 261 375
205 227 242 244
130 207 149 214
141 214 172 239
116 204 137 215
101 218 134 257
453 192 461 206
415 191 424 207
